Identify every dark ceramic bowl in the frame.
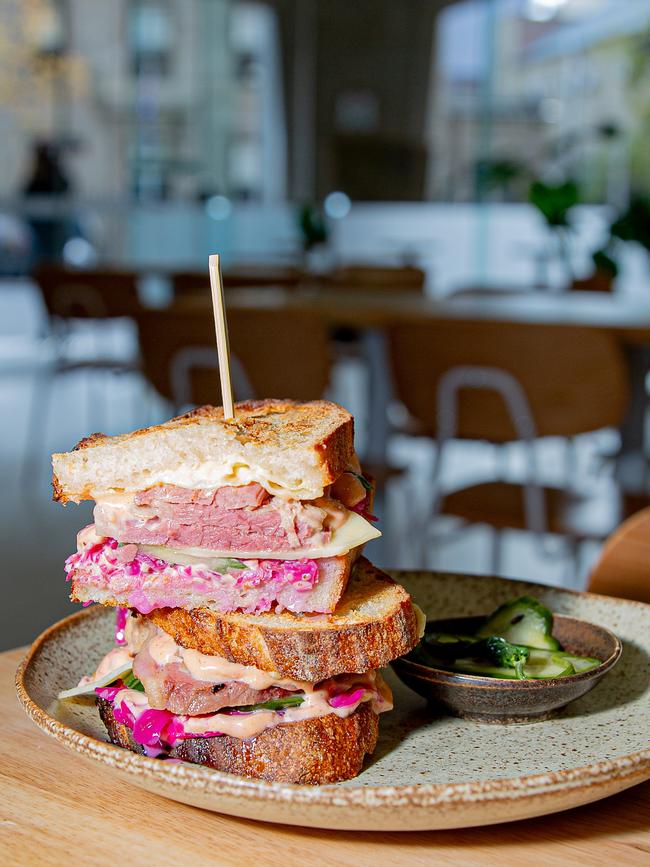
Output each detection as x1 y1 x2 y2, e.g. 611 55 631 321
391 614 622 724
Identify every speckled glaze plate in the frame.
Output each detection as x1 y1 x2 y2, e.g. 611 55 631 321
16 571 650 831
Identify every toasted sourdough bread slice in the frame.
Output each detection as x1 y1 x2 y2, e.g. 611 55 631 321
98 698 378 784
52 399 354 503
69 548 358 615
142 558 421 681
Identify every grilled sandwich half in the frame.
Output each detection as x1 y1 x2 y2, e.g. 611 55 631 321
54 400 422 783
54 399 380 615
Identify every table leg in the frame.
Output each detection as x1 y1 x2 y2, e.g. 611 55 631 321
619 345 650 454
615 345 650 492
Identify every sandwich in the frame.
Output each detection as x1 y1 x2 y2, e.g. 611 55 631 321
54 401 380 615
54 399 422 783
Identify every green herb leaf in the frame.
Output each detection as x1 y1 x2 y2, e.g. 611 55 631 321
349 471 372 492
237 695 305 712
215 558 247 571
121 671 145 692
513 659 526 680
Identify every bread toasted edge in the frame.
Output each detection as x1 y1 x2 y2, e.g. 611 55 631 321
98 697 378 784
52 399 354 503
142 560 420 681
70 558 419 681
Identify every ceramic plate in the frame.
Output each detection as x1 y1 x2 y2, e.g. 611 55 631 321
16 571 650 831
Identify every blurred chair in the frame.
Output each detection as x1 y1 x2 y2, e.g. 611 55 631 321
171 265 304 298
170 346 254 409
588 507 650 603
316 264 425 482
135 305 333 409
24 265 143 470
321 265 426 426
324 265 425 293
33 264 143 320
388 320 632 572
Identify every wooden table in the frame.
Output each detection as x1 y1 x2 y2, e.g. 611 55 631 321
210 287 650 463
205 287 650 344
2 647 649 866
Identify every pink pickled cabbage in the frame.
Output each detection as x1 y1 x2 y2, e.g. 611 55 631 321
236 559 319 593
114 607 128 645
98 672 381 756
328 687 366 709
347 472 378 522
95 684 123 701
104 695 221 751
114 699 136 728
350 496 378 523
65 534 321 615
133 709 185 748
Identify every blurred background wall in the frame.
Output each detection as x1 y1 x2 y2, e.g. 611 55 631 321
3 0 650 276
3 0 650 648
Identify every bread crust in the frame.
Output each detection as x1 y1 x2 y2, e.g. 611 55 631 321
52 399 354 503
98 698 378 784
140 558 419 681
71 559 418 681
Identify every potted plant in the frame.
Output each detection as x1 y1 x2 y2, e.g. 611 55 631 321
577 194 650 292
528 179 580 288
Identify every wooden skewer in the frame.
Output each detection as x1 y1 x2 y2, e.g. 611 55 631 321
208 253 235 420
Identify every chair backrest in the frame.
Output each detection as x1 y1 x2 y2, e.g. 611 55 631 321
170 346 255 408
431 365 547 535
325 265 425 293
172 266 304 297
389 320 629 442
588 507 650 603
135 305 333 406
33 265 142 319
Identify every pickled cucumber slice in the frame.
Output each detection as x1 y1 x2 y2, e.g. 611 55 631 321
476 596 560 651
435 653 575 679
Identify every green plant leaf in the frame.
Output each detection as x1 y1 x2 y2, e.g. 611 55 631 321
610 195 650 253
529 180 579 227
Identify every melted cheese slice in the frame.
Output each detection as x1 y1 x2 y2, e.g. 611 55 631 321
155 460 322 501
141 510 381 563
57 662 133 700
413 603 427 638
